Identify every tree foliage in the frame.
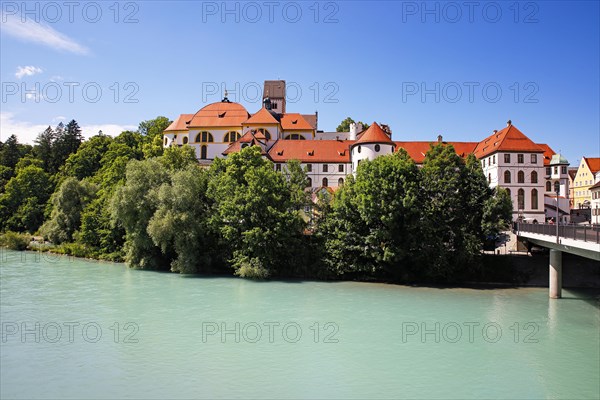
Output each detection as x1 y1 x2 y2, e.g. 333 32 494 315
336 117 369 132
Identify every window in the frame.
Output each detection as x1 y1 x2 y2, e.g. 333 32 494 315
493 155 496 164
257 128 271 141
183 137 188 144
338 164 344 172
275 164 281 172
164 137 168 146
323 164 329 173
200 145 207 159
504 170 511 183
338 178 344 186
374 144 380 152
307 177 312 187
506 188 511 198
223 131 241 142
554 166 558 174
482 160 485 168
284 133 306 140
546 167 551 176
504 154 511 163
531 154 537 164
531 171 538 183
518 154 524 163
357 146 362 153
531 189 538 209
518 171 524 183
554 181 560 193
561 166 567 174
488 173 491 184
195 131 214 143
546 181 552 192
306 164 312 172
518 189 525 210
322 178 328 187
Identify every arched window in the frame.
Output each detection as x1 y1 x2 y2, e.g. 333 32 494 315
504 170 511 183
506 188 511 198
546 181 552 192
488 173 491 184
322 178 328 187
283 133 306 140
195 131 214 143
200 145 207 160
518 189 525 210
531 171 538 183
183 136 188 144
554 181 560 193
338 178 344 186
374 144 380 152
164 137 168 146
531 189 538 209
518 170 525 183
257 128 271 141
223 131 241 143
357 146 362 153
306 177 312 188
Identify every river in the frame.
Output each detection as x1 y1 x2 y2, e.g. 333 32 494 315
1 250 599 399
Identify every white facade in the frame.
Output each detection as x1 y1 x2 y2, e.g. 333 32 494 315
278 162 350 189
481 151 546 222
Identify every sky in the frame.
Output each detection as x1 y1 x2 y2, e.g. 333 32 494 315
1 0 599 165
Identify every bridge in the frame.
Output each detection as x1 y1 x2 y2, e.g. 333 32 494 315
515 223 600 299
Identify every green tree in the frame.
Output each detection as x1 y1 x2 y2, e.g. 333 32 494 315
62 134 113 180
160 145 198 171
208 146 306 279
139 116 171 159
52 120 83 171
34 126 56 173
41 178 97 244
0 165 51 232
111 158 171 269
148 165 218 273
336 117 368 132
482 187 513 237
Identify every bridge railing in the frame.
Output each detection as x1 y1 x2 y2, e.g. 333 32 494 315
516 223 600 244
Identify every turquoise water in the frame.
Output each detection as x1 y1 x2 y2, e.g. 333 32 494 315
1 250 599 399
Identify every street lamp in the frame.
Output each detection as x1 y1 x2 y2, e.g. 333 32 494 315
555 186 560 244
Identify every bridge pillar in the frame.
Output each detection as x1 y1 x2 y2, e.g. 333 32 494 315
549 249 562 299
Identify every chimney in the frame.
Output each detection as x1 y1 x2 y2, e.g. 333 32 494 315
493 130 498 134
507 119 512 127
437 135 443 143
356 122 363 133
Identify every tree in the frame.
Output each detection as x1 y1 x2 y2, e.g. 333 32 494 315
1 135 31 171
208 146 306 279
53 120 83 170
148 165 219 273
139 116 171 159
320 150 421 280
41 178 97 244
482 187 513 237
111 159 171 270
62 134 113 180
0 165 51 232
34 126 56 172
336 117 368 132
160 145 198 171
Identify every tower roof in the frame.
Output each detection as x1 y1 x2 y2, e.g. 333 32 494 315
243 107 280 125
550 153 569 165
353 122 393 145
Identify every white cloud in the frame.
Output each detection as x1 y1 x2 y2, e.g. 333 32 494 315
1 112 136 143
1 14 89 55
15 66 43 79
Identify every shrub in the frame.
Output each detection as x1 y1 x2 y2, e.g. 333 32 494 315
0 231 31 250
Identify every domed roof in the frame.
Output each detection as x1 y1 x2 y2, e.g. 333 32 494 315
187 101 250 128
550 153 569 165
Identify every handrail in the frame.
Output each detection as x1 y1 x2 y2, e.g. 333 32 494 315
516 223 600 244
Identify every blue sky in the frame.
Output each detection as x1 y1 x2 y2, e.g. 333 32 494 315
1 1 599 165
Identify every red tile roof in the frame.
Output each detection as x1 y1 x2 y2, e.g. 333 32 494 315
394 141 478 164
269 140 352 163
164 114 194 132
243 107 280 125
584 157 600 174
474 124 544 158
354 122 393 145
537 143 556 166
280 113 314 130
222 132 268 156
187 102 250 128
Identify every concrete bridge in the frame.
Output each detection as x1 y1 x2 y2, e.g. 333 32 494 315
515 223 600 299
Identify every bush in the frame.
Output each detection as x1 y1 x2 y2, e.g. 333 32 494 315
0 231 31 250
234 256 270 279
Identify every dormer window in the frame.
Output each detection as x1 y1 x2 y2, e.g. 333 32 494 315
218 112 226 118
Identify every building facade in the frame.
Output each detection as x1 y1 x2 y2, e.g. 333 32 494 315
572 157 600 209
164 80 569 222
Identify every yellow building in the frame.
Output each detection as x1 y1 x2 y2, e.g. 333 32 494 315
572 157 600 209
